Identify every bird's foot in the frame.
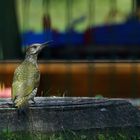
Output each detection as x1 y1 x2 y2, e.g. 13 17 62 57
31 98 36 104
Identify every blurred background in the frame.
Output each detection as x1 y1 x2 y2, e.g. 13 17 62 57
0 0 140 102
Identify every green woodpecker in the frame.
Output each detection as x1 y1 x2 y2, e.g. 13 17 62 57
12 41 52 109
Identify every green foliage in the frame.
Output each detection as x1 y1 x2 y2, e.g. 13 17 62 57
0 128 20 140
98 134 105 140
0 128 140 140
118 133 128 140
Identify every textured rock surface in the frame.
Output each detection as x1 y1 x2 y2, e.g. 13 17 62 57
0 97 140 132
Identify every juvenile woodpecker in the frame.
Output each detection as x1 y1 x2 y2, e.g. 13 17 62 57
12 41 52 109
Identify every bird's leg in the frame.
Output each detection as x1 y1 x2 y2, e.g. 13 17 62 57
31 98 36 104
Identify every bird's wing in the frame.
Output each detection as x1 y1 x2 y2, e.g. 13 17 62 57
12 61 40 101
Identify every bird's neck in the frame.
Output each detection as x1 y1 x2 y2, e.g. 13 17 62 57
25 54 38 65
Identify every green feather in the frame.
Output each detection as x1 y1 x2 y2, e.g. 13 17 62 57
12 60 40 108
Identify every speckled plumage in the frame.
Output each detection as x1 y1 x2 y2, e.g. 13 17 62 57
12 60 40 108
12 41 52 109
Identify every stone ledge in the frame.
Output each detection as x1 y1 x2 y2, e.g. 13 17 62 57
0 97 140 132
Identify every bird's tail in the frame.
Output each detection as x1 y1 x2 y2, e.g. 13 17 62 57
14 97 28 109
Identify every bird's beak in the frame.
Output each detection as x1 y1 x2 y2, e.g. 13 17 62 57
40 40 53 49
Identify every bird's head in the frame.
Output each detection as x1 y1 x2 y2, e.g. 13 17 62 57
26 40 53 56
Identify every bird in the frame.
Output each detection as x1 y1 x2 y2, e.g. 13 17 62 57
12 41 52 110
